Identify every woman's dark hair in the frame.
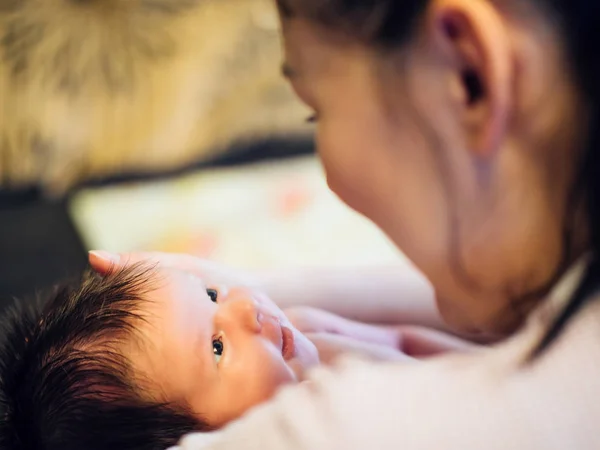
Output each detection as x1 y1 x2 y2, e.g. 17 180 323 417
277 0 600 356
0 266 209 450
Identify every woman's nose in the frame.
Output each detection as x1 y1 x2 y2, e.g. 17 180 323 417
214 288 261 333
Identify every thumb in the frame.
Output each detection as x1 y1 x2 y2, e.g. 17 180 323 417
399 326 481 357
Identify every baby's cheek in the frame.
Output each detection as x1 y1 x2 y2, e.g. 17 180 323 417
255 357 297 396
222 350 295 420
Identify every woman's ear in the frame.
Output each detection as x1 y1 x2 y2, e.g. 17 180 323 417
428 0 512 158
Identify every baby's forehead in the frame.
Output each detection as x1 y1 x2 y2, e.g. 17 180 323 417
140 266 210 319
150 266 208 292
126 267 211 404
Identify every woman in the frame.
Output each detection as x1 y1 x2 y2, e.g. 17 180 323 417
92 0 600 448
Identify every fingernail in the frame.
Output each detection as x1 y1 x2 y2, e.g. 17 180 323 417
89 250 120 263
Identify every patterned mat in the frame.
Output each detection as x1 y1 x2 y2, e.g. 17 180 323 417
71 156 404 269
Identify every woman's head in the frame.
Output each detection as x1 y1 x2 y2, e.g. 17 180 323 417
276 0 600 338
0 265 318 450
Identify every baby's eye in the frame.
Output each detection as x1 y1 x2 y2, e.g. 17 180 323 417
212 337 224 364
206 288 218 303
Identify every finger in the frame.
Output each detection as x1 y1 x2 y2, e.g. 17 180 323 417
284 307 338 333
399 326 480 357
307 333 414 364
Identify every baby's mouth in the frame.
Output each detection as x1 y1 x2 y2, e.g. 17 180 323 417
281 325 295 361
256 308 296 360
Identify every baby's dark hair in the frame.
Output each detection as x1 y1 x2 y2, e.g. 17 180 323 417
0 265 207 450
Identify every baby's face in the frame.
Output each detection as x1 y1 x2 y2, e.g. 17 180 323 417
129 267 319 427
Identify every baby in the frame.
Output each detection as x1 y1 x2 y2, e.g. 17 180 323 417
0 263 469 450
0 263 405 450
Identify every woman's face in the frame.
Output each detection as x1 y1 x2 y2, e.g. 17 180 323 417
129 267 319 428
278 1 586 337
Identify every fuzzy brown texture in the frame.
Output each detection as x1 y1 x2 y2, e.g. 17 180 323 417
0 0 312 194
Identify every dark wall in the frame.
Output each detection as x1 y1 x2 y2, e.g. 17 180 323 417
0 189 88 313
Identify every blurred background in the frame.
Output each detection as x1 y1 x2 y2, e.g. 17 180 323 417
0 0 403 310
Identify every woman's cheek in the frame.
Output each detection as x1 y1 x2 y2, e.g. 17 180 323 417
316 137 358 207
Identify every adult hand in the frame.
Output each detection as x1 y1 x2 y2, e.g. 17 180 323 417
286 306 480 359
89 251 449 334
285 306 400 346
305 332 415 365
395 325 481 357
88 251 262 289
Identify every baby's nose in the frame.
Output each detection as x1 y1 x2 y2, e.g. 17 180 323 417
214 288 261 333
